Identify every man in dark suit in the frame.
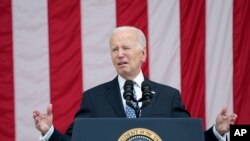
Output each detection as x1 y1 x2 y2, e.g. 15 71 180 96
33 26 237 141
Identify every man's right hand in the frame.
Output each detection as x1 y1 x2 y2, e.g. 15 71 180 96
33 104 53 135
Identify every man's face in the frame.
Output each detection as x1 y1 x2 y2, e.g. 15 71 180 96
110 30 146 79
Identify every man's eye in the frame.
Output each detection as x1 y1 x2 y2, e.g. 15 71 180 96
112 48 118 52
123 46 130 50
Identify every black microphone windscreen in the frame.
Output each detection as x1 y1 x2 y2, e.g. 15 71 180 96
141 80 153 100
124 80 134 88
123 80 134 100
141 81 151 91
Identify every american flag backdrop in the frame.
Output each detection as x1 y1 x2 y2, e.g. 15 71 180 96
0 0 250 141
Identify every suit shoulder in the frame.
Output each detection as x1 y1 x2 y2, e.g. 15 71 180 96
149 80 180 93
84 79 115 95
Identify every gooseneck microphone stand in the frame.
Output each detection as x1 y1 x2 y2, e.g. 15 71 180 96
123 80 153 118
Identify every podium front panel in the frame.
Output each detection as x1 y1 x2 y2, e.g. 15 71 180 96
72 118 205 141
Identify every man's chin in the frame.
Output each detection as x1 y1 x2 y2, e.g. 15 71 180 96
118 71 131 78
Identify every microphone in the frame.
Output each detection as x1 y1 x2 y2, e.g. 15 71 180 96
123 80 136 104
140 81 153 109
123 80 141 118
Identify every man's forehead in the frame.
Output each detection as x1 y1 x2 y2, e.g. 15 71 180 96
113 29 136 37
112 30 137 41
111 35 136 45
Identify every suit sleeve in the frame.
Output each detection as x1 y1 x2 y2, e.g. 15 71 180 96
49 128 71 141
49 92 92 141
171 90 190 117
204 127 219 141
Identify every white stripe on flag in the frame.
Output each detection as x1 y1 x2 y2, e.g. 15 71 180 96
81 0 117 90
12 0 50 140
205 0 233 128
148 0 181 90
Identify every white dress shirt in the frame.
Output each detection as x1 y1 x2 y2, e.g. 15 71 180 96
118 71 144 109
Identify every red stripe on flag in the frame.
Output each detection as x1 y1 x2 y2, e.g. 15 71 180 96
116 0 149 77
180 0 206 127
0 0 15 141
233 0 250 124
48 0 83 132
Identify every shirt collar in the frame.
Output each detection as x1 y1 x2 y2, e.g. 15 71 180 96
118 71 144 90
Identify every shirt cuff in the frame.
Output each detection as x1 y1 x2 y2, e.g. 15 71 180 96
39 125 54 141
213 125 227 141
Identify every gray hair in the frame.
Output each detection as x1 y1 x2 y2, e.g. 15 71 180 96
110 26 146 50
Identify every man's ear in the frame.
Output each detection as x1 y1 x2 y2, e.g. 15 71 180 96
141 47 147 63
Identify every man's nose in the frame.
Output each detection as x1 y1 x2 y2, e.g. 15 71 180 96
117 49 124 57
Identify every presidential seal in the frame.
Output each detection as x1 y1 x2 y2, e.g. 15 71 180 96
117 128 162 141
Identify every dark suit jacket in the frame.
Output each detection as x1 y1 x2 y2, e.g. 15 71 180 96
49 77 218 141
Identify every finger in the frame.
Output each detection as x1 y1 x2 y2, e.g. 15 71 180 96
230 114 237 120
47 104 52 116
32 112 36 119
34 118 39 125
33 111 40 119
230 121 235 124
34 115 41 126
233 113 238 119
34 114 41 121
220 106 228 116
229 115 237 123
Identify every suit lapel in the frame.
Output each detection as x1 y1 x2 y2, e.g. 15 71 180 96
105 77 126 117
